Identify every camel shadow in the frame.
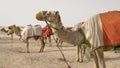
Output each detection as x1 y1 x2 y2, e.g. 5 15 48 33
43 48 76 53
105 56 120 62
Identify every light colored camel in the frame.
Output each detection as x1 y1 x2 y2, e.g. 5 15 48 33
36 11 85 63
20 25 45 53
36 11 120 68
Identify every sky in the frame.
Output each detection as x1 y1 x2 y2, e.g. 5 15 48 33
0 0 120 27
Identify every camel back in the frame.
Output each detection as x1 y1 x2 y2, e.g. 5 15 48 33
21 25 42 42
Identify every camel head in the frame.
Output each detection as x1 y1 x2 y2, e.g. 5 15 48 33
36 11 62 27
0 28 6 32
7 25 22 36
8 25 16 29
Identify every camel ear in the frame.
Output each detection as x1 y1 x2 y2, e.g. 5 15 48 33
42 11 47 15
55 11 59 15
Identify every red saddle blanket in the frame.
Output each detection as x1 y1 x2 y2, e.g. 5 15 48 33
100 11 120 45
42 25 53 39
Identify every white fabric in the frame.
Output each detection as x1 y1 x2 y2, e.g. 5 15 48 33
21 25 42 42
73 14 104 47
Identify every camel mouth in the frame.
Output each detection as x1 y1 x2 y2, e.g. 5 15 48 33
36 11 44 21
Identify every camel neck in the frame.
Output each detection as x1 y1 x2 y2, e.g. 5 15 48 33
50 21 64 31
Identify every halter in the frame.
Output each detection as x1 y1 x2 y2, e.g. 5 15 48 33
43 17 64 31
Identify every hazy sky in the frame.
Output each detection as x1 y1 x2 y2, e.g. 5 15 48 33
0 0 120 27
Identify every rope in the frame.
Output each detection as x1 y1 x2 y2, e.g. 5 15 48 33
52 35 71 68
44 18 71 68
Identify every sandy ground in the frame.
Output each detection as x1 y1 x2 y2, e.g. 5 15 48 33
0 30 120 68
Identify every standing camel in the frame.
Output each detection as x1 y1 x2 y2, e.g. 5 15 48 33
0 25 22 40
20 25 45 53
0 28 13 39
36 11 85 63
36 10 120 68
8 25 22 40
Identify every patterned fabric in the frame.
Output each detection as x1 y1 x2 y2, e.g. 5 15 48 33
42 25 53 39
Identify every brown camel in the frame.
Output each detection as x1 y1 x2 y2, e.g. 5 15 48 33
8 25 22 40
0 27 14 40
36 10 120 68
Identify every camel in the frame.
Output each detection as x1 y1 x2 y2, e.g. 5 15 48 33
0 27 14 40
36 11 85 63
8 25 22 40
36 10 120 68
20 24 45 53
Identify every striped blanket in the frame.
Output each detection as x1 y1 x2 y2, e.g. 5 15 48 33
73 11 120 47
42 25 53 39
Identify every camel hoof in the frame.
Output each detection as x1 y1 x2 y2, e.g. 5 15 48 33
77 59 83 63
77 59 79 62
27 51 30 53
39 50 43 53
79 60 83 63
49 45 52 47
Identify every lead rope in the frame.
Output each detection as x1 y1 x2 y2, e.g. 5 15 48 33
44 18 71 68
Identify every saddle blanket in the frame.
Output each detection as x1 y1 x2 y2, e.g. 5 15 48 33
21 25 42 42
73 11 120 47
42 25 53 39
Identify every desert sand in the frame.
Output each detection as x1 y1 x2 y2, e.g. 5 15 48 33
0 28 120 68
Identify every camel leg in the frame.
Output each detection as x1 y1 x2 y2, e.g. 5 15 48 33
39 37 45 52
59 41 63 47
95 48 106 68
83 45 91 62
26 39 30 53
77 45 83 62
11 34 13 40
93 51 99 68
79 45 83 62
56 40 62 47
77 45 80 62
48 36 52 46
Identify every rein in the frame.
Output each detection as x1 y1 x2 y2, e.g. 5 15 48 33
43 17 71 68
